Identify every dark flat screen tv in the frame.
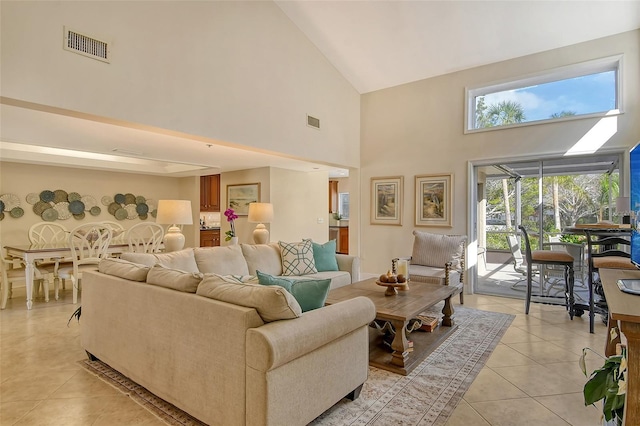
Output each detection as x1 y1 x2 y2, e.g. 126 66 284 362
631 143 640 267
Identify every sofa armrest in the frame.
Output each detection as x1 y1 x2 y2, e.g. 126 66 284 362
336 254 360 282
246 296 375 372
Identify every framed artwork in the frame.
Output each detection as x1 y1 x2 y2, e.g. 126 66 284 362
227 183 260 215
415 174 453 227
371 176 403 225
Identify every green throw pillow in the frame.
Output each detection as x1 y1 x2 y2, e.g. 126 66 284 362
312 240 339 272
256 270 331 312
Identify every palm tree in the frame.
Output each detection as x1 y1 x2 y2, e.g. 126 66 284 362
485 101 526 127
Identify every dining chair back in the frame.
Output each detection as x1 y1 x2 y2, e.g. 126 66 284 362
28 222 70 300
519 226 575 317
57 223 113 304
126 222 164 253
100 221 126 243
582 230 635 333
1 246 50 309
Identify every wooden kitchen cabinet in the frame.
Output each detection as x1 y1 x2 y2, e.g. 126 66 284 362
200 229 220 247
200 174 220 212
338 227 349 254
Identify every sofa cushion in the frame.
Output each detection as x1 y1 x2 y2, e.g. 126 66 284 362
312 240 339 272
197 275 302 322
241 243 283 276
278 239 317 276
147 264 203 293
203 272 259 285
256 271 330 312
98 258 150 282
194 246 250 276
121 249 199 273
411 231 466 269
302 271 351 290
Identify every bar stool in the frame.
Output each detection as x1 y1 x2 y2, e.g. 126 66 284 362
518 226 575 317
582 230 635 334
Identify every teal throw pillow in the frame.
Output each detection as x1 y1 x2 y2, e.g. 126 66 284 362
312 240 339 272
256 270 331 312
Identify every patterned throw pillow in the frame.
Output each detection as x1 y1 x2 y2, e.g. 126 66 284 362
278 239 318 276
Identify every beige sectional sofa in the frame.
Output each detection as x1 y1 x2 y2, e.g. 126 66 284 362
80 243 374 426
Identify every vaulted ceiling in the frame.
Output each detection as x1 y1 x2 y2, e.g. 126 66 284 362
2 1 639 176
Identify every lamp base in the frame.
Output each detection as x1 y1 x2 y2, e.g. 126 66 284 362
253 223 269 245
164 225 185 252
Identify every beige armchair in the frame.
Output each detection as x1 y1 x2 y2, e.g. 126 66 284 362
407 230 466 304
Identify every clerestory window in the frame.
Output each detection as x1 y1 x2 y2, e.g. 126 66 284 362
465 55 622 132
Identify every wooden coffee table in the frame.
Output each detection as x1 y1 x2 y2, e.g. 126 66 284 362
325 278 459 375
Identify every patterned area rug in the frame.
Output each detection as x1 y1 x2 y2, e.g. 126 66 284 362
79 304 513 426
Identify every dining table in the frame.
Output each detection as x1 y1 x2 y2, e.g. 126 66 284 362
4 242 129 310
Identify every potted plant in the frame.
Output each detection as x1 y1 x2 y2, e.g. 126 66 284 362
580 332 627 426
224 208 238 244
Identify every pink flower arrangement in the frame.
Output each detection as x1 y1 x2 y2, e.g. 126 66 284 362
224 208 238 241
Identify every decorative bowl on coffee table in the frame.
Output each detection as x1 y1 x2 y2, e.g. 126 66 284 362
376 280 408 296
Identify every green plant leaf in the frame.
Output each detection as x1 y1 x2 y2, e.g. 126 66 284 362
584 369 612 405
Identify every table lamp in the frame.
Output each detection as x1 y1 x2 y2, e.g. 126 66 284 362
248 202 273 244
156 200 193 251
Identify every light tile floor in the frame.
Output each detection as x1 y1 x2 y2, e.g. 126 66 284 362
1 287 608 425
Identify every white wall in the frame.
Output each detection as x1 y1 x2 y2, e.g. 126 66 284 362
359 30 640 280
270 168 328 243
1 1 360 168
0 162 196 247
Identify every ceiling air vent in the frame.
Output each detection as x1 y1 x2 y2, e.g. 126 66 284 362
307 115 320 130
63 27 110 63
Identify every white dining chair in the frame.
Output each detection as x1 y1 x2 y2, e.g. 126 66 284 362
28 222 70 300
1 247 51 309
100 221 126 243
126 222 164 253
57 223 113 304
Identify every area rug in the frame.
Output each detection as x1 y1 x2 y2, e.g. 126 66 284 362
79 304 514 426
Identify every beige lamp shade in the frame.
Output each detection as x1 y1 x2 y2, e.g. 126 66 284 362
156 200 193 252
248 203 274 244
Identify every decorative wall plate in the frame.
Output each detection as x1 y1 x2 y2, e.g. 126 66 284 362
124 193 136 205
108 202 121 215
9 207 24 218
40 190 55 202
69 200 85 214
0 200 4 212
33 201 50 215
26 193 39 205
41 208 59 222
53 189 68 203
0 212 4 221
135 195 146 204
68 192 82 202
139 214 148 220
54 202 71 220
90 206 101 216
114 208 128 220
114 193 126 204
0 194 20 210
101 196 113 206
73 212 86 220
125 204 137 219
136 203 149 215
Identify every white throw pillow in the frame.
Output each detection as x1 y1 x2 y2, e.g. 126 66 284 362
411 231 466 269
146 263 203 293
278 239 317 276
241 243 283 276
196 275 302 322
98 258 150 282
194 245 250 275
